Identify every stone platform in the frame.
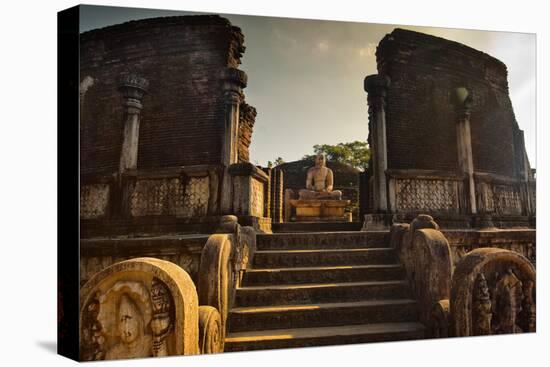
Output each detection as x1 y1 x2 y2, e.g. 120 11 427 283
290 199 351 222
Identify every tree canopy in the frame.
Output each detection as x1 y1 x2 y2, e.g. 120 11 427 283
303 141 370 171
267 157 285 168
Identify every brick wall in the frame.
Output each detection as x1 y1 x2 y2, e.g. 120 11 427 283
376 28 522 177
79 15 249 175
238 102 256 163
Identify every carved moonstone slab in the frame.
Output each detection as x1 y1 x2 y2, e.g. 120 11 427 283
80 258 199 361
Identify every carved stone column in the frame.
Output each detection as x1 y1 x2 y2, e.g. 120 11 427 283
364 75 391 212
452 87 477 214
117 74 148 173
220 67 248 214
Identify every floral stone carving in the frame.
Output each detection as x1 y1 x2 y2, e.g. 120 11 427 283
450 248 536 337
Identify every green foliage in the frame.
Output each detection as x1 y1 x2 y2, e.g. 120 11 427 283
303 141 370 171
267 156 285 168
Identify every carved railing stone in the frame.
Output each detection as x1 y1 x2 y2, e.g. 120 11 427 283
79 258 200 361
198 306 224 354
450 248 536 337
391 215 453 332
197 234 232 346
196 216 257 352
430 300 450 338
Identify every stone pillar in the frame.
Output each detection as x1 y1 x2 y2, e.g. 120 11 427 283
117 74 148 173
271 168 284 223
452 87 477 214
364 75 390 212
220 68 248 214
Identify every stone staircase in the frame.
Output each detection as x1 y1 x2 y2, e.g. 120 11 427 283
224 231 426 352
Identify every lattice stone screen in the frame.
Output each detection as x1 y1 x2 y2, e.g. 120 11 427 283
250 178 264 217
181 176 210 217
129 176 209 217
491 184 522 215
130 178 185 216
80 183 110 219
395 178 458 212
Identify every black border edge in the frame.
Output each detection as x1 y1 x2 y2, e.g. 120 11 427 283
57 4 80 361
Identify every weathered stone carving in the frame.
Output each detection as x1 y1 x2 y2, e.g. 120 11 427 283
250 178 265 217
150 278 174 357
80 258 200 360
290 154 351 221
394 178 458 212
409 214 440 232
298 154 342 200
472 273 492 335
520 280 536 332
118 74 148 173
430 299 450 338
103 288 153 360
491 268 523 334
450 248 536 337
80 292 106 361
364 74 390 212
182 176 210 217
390 216 452 330
197 234 233 343
130 178 185 217
198 306 224 353
80 183 110 219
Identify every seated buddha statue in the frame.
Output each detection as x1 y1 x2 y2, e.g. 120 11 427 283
298 154 342 200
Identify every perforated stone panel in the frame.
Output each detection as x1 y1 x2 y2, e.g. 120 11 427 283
395 178 458 212
80 183 110 219
250 178 264 217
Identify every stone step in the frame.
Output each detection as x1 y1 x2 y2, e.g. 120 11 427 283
257 231 389 250
253 248 397 268
272 222 364 233
235 280 411 307
225 322 426 352
243 264 405 285
228 299 419 332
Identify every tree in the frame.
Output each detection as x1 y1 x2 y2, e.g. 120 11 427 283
267 156 285 168
303 141 370 171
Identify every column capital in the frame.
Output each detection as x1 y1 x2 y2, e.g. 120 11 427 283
364 74 391 96
118 74 149 110
451 87 473 120
221 67 247 89
221 68 247 105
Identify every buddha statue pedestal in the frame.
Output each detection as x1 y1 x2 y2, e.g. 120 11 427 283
290 199 351 222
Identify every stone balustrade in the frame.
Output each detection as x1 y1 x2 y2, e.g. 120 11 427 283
390 214 536 338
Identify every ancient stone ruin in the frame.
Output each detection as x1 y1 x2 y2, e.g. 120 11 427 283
70 14 536 361
362 28 535 229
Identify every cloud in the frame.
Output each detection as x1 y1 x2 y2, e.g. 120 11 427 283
357 42 377 58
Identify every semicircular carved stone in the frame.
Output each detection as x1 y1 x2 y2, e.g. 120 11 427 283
197 234 233 341
198 306 224 353
80 258 199 361
450 248 536 337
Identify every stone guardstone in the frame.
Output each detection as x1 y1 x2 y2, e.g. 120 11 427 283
79 257 199 361
290 199 351 222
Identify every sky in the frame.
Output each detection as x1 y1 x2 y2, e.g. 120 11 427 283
80 5 536 168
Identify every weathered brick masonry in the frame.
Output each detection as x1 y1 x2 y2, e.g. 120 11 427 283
80 16 250 175
376 28 524 177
